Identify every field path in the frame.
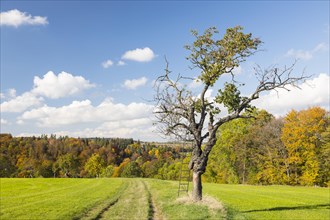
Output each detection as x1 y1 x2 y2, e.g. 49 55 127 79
97 179 151 220
2 178 328 220
142 181 164 220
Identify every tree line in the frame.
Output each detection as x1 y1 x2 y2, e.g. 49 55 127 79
0 107 328 186
205 107 329 187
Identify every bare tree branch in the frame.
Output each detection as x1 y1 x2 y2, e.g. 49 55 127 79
153 26 310 201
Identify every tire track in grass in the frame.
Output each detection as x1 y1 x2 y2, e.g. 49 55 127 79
78 181 128 220
143 181 155 220
142 181 164 220
99 179 149 220
79 179 164 220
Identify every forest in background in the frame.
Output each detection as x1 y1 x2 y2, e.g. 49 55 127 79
1 107 329 187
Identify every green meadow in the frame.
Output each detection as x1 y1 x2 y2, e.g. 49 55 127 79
0 178 329 220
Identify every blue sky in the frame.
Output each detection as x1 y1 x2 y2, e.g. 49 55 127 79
1 1 329 141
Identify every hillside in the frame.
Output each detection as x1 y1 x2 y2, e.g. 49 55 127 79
1 178 329 220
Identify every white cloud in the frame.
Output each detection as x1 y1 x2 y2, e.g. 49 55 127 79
51 118 156 141
117 60 126 66
0 9 48 27
233 66 242 75
0 92 43 113
285 43 328 61
252 73 330 116
8 89 16 98
17 97 157 140
313 43 328 52
19 98 154 127
285 49 313 60
0 71 95 113
20 100 93 126
0 89 16 100
122 47 155 62
204 88 213 100
16 119 24 125
102 59 114 68
1 118 9 125
32 71 95 99
188 78 203 89
123 77 148 90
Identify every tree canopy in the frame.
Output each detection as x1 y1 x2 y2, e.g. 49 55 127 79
154 26 308 201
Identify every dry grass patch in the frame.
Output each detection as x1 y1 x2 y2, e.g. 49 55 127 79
176 193 227 217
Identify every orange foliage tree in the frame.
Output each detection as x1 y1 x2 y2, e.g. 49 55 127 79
281 107 327 185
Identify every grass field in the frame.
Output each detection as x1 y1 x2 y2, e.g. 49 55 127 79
1 178 329 220
204 183 330 220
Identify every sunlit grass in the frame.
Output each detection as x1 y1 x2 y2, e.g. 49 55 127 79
145 179 225 219
100 179 149 220
204 183 330 219
0 178 124 220
1 178 328 220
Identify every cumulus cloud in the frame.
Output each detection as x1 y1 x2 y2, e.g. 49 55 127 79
1 118 9 125
8 89 17 98
117 60 126 66
32 71 95 99
51 118 156 141
20 100 93 126
285 49 312 60
123 77 148 90
0 92 43 113
19 98 154 127
0 9 48 27
252 73 330 116
285 42 328 61
188 78 202 89
232 66 242 75
17 99 157 141
121 47 155 62
0 71 95 113
16 119 24 125
0 88 16 100
102 59 114 68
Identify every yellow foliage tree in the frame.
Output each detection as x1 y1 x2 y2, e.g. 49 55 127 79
281 107 327 185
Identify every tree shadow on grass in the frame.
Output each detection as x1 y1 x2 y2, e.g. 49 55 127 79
242 203 330 213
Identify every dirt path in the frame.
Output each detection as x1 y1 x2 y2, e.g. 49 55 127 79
142 181 164 220
78 182 127 220
79 179 164 220
99 180 150 220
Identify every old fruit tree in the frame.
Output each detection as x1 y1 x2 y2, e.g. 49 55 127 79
154 26 307 201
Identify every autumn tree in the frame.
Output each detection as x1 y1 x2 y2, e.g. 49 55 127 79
205 115 251 184
53 154 79 177
84 153 106 178
121 161 142 177
0 154 17 177
281 107 327 185
251 117 289 185
318 122 330 186
154 26 307 201
205 109 286 185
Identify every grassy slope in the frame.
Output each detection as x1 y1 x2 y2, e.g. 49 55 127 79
204 183 330 220
146 178 225 219
0 178 125 220
100 179 149 220
0 178 224 220
1 178 329 220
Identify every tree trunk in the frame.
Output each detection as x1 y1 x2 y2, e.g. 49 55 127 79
192 171 202 201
